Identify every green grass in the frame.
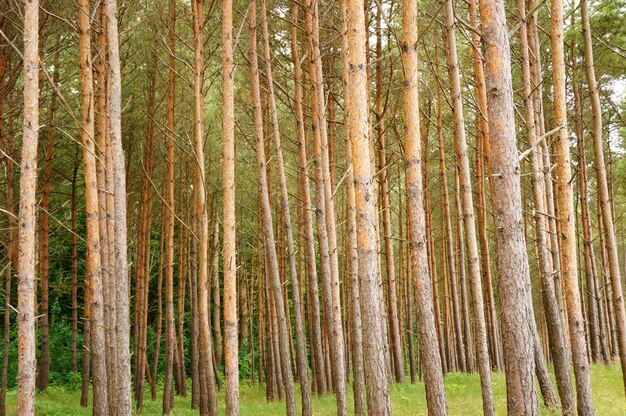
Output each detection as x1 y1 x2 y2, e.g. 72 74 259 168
3 364 624 415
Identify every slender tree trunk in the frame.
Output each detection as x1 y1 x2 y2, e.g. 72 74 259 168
104 0 132 412
249 2 296 414
36 41 60 391
259 1 311 413
152 221 165 401
0 49 15 416
162 0 177 412
374 6 404 383
549 0 595 412
339 0 365 412
401 0 448 413
581 0 626 394
70 162 79 373
17 2 39 413
305 2 348 411
516 0 576 410
222 0 239 411
190 1 218 415
478 0 537 412
290 5 326 396
571 33 610 362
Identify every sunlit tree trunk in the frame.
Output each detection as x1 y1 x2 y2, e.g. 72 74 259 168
550 0 595 412
249 2 296 413
104 0 132 412
17 1 40 413
222 0 239 412
478 0 537 412
162 0 176 412
345 0 392 413
581 0 626 394
402 0 447 413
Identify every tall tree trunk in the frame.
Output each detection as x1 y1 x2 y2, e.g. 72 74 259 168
374 5 404 383
345 0 393 413
78 3 109 414
339 0 365 412
290 5 326 396
550 0 595 412
36 41 60 392
304 2 348 411
162 0 177 412
104 0 132 412
259 1 311 413
249 2 296 414
478 0 537 412
222 1 239 410
0 48 15 416
517 0 576 410
468 0 501 370
192 1 218 415
581 0 626 394
401 0 448 413
17 1 39 413
571 30 610 362
70 162 79 373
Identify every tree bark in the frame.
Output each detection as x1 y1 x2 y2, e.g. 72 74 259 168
249 2 296 414
222 1 239 411
478 0 537 412
402 0 448 413
581 0 626 394
550 0 595 412
17 1 39 412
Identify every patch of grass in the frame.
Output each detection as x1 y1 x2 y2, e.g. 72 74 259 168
3 364 624 415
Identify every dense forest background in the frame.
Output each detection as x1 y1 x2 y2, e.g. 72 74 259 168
0 0 626 414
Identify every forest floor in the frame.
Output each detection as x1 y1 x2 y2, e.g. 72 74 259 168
3 364 624 415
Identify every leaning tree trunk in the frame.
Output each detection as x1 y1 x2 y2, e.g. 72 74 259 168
17 1 39 413
259 1 311 414
249 2 296 414
581 0 626 394
401 0 448 413
478 0 537 413
517 0 576 411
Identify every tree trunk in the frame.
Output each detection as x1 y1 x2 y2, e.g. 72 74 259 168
191 1 218 415
104 0 132 412
249 2 296 414
259 1 311 413
17 1 40 413
374 5 404 383
70 162 79 373
517 0 576 410
290 6 326 396
550 0 595 412
581 0 626 394
162 0 177 412
478 0 537 412
222 0 240 399
36 41 60 392
339 0 365 413
304 2 348 411
345 0 393 413
401 0 448 413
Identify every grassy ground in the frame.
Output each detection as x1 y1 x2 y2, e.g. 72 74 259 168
3 364 624 415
